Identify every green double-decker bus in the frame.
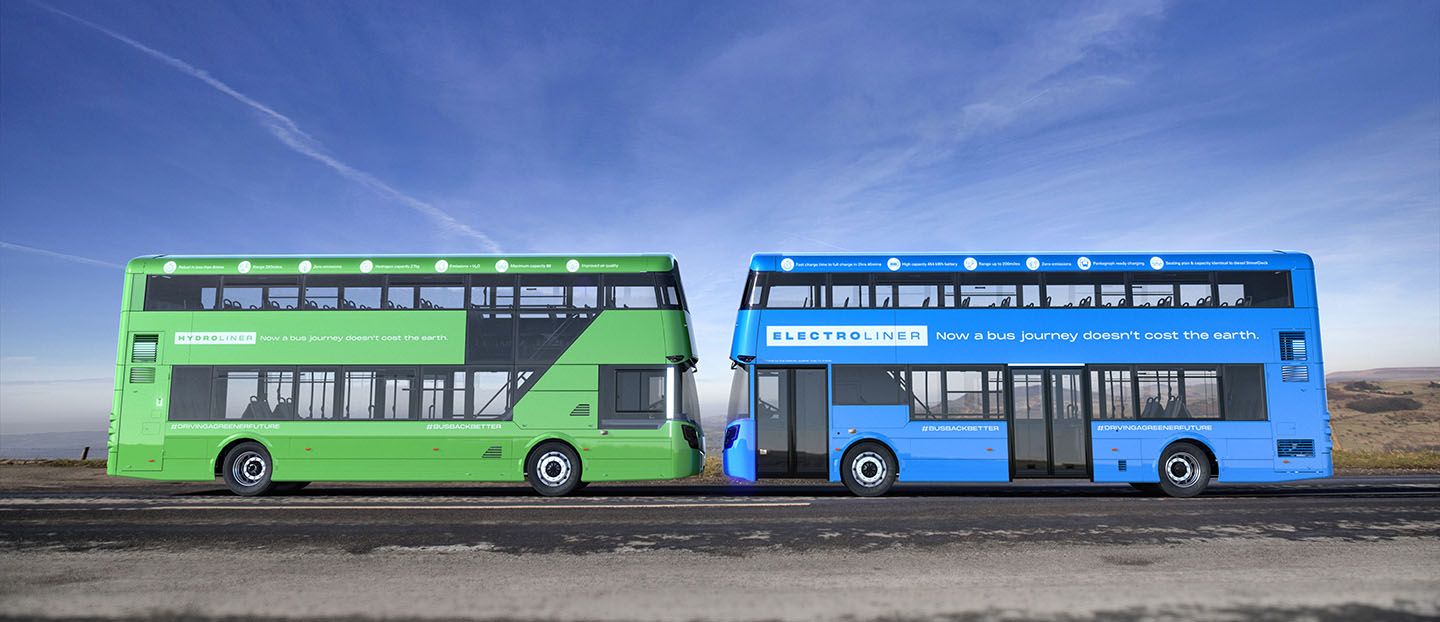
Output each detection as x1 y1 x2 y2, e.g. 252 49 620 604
109 254 703 496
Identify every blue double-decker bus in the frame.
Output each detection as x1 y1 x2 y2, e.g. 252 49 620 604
721 252 1329 497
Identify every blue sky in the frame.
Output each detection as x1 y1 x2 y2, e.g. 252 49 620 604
1 1 1437 435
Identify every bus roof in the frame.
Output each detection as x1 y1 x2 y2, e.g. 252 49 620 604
748 251 1313 273
128 253 677 276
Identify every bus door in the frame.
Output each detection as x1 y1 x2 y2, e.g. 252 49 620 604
754 367 828 478
1009 367 1090 478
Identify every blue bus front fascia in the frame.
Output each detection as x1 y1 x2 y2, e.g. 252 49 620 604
723 418 757 481
721 363 757 481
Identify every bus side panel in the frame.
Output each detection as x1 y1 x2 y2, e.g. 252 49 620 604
898 422 1010 483
579 423 701 481
829 407 1011 483
661 310 695 361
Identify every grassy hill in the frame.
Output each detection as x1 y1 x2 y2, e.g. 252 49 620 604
1328 379 1440 453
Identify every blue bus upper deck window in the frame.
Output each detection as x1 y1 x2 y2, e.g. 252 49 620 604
829 274 872 308
1217 271 1291 307
958 273 1039 308
1044 274 1094 308
878 274 953 309
1100 282 1128 308
763 273 823 309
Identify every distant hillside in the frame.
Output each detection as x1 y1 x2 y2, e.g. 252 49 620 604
1326 367 1440 382
0 431 107 460
1328 380 1440 453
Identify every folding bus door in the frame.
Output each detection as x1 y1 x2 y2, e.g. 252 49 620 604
755 367 828 478
1010 367 1091 478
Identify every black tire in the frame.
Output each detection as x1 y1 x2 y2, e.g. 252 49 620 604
222 442 276 497
526 442 582 496
1157 442 1211 498
840 442 897 497
1129 482 1161 495
272 481 310 494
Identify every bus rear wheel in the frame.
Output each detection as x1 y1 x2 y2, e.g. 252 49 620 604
526 442 582 497
222 442 275 497
841 442 897 497
1157 442 1211 498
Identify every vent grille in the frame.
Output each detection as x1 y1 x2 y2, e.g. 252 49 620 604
131 334 158 363
129 367 156 383
1117 460 1127 472
1277 439 1315 458
1279 331 1307 361
482 446 503 459
1281 365 1309 382
569 403 591 417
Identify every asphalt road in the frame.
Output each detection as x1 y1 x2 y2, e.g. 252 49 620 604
1 471 1438 621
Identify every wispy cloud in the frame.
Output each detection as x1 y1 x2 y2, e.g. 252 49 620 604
30 1 502 252
0 241 121 269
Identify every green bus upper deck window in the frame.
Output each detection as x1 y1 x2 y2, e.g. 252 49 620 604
145 276 218 311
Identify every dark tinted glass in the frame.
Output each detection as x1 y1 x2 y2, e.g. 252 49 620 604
466 313 515 363
601 366 669 429
1216 271 1291 307
145 276 218 311
615 369 667 413
516 313 596 363
832 366 904 405
467 274 515 310
1223 364 1268 420
168 366 213 420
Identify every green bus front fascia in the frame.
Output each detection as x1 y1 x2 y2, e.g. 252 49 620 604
109 270 702 483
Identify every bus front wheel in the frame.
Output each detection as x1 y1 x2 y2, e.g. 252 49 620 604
526 442 583 496
222 442 276 497
841 442 897 497
1157 442 1211 498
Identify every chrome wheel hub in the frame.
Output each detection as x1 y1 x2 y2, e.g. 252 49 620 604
851 452 887 487
1165 452 1200 488
232 451 267 487
536 451 572 487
